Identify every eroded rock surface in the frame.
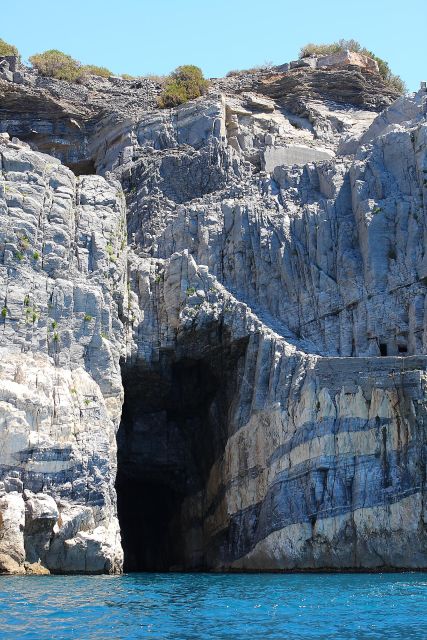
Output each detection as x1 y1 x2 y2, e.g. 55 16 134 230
0 137 125 573
1 54 427 573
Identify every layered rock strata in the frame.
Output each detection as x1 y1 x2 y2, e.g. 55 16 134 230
0 54 427 573
0 137 125 573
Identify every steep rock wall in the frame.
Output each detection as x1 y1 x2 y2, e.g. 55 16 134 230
0 137 126 573
0 65 426 573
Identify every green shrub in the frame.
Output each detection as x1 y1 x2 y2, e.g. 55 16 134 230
361 49 406 93
158 81 188 107
121 73 135 81
300 42 342 59
84 313 93 322
158 65 208 108
29 49 83 82
33 250 40 260
299 39 406 93
1 306 7 318
82 64 112 78
0 38 19 58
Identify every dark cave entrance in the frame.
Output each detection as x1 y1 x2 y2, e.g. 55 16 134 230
115 334 248 572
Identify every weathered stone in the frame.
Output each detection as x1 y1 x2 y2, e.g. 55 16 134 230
0 58 426 575
317 50 379 73
262 144 334 171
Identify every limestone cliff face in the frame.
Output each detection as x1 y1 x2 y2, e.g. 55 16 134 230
0 56 427 573
0 139 125 573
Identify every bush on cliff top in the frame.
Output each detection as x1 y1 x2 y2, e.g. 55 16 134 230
29 50 113 82
82 64 112 78
0 38 19 58
29 50 83 81
299 39 406 93
158 65 208 108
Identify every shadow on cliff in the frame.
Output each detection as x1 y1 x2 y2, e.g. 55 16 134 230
115 328 248 572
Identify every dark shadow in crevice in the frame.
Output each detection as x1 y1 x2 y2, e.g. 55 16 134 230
116 331 248 572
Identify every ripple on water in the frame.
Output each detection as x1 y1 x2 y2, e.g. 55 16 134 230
0 572 426 639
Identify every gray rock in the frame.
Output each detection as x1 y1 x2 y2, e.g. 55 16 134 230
0 62 426 574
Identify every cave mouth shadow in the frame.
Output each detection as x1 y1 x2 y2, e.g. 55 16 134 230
115 334 248 572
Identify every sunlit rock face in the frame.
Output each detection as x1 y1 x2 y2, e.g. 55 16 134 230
0 139 125 573
1 58 427 573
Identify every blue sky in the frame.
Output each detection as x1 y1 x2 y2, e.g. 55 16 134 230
2 0 426 91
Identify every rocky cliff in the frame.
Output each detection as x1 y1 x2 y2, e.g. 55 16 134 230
1 53 427 573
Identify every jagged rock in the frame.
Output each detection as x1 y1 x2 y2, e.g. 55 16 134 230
0 136 126 573
24 562 50 575
258 67 399 111
0 57 426 573
0 492 26 573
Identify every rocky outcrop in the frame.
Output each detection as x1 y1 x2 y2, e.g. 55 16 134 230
258 67 399 112
0 69 161 174
0 53 427 573
0 136 125 573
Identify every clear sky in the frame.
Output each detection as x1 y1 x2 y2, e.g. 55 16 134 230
2 0 426 91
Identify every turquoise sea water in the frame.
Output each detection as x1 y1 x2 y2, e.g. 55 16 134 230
0 572 426 639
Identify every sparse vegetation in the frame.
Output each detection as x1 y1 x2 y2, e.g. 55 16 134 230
29 50 113 82
84 313 93 322
299 39 406 93
82 64 112 78
145 74 166 83
19 235 29 250
1 306 7 318
0 38 19 58
33 250 40 261
121 73 135 81
226 61 273 77
300 42 346 59
158 65 208 108
186 286 196 296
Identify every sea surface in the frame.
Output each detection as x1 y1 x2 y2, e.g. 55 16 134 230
0 572 426 639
